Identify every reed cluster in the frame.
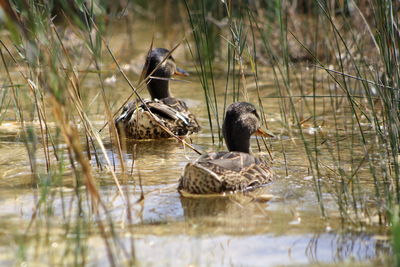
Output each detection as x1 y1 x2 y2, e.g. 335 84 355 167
0 0 137 264
185 0 399 220
183 0 399 263
0 0 399 265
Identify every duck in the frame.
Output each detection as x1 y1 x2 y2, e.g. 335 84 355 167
178 102 274 194
115 48 201 139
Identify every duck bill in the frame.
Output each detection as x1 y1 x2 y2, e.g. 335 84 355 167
253 127 274 138
174 67 189 76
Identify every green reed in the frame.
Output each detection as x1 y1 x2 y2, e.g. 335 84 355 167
0 0 141 265
327 0 397 224
184 0 222 143
184 0 275 148
182 0 400 231
287 0 400 227
1 0 400 264
1 0 210 263
392 205 400 266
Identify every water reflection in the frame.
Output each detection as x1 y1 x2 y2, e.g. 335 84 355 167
123 138 190 157
0 182 391 266
304 232 389 265
129 228 389 267
180 194 272 234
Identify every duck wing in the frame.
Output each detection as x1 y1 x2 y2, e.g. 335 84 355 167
180 152 273 194
150 97 201 132
197 152 271 178
115 97 200 139
197 152 258 171
144 100 192 126
160 97 189 112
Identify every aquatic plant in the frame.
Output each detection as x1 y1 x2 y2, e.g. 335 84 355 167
0 0 399 265
0 0 134 264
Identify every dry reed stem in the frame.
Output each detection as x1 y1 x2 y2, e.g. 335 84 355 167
50 96 100 209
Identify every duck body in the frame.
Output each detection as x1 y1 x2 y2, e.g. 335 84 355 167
116 97 200 139
179 151 272 194
179 102 274 194
115 48 200 139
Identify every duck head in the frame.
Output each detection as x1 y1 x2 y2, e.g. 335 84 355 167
144 48 188 100
222 102 272 153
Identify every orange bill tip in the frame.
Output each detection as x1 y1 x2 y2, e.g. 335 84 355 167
175 67 189 76
254 127 274 138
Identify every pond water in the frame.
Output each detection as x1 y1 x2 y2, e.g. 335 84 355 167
0 19 391 266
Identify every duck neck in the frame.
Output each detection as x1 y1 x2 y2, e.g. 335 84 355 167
223 125 251 153
226 137 250 153
147 79 171 100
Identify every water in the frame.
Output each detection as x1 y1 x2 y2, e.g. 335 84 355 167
0 20 391 266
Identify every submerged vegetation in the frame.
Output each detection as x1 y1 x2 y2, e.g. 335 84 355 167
0 0 399 265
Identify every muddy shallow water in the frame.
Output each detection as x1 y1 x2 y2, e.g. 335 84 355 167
0 20 392 266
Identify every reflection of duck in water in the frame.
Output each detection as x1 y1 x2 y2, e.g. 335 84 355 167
115 48 201 139
179 102 274 194
179 192 275 235
123 138 188 158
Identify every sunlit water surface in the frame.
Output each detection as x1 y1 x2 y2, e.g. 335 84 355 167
0 20 391 266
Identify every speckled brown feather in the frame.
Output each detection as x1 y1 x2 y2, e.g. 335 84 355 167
178 151 273 194
115 97 200 139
